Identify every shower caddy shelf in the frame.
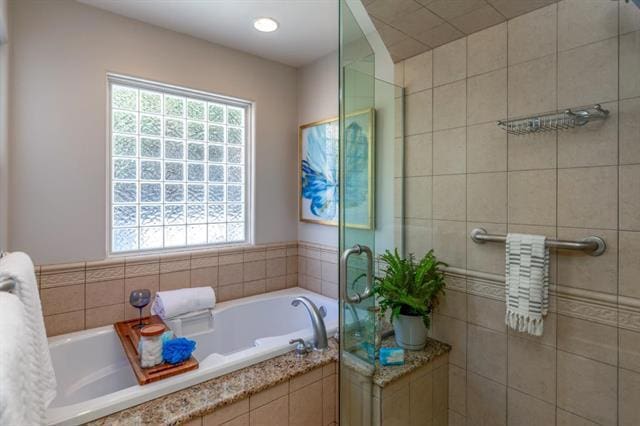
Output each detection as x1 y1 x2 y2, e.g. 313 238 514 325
497 104 609 135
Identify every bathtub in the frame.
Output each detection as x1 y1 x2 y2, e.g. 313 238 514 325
46 288 338 426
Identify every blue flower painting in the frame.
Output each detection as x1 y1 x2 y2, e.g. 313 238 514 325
299 109 374 228
300 120 339 225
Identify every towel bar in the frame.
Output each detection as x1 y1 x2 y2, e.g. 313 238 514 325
470 228 606 256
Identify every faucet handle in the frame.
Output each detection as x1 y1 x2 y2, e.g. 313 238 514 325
289 338 310 357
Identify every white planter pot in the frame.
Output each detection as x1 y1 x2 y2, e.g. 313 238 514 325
393 314 428 350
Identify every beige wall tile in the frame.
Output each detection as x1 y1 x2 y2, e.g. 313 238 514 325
405 218 433 258
620 368 640 426
44 310 84 336
448 410 465 426
86 279 124 308
405 133 433 177
416 22 464 49
436 288 467 321
558 101 618 168
218 283 244 302
159 270 190 291
405 176 432 219
409 369 433 424
243 279 265 297
286 256 298 275
508 54 557 117
620 97 640 164
508 335 556 403
290 368 323 391
265 276 286 292
557 350 617 425
266 258 286 278
433 127 466 175
249 395 288 426
450 4 504 35
558 166 618 229
619 231 640 299
289 380 323 426
41 284 85 316
467 172 507 223
507 3 557 66
191 266 218 288
468 324 507 384
467 293 506 333
322 374 337 425
556 409 599 426
620 329 640 373
467 122 507 173
467 68 507 125
557 314 618 366
448 364 466 416
432 313 467 367
404 51 433 94
433 37 467 86
466 372 506 426
558 0 618 52
381 381 411 425
432 220 467 268
219 263 244 286
432 364 449 416
620 164 640 231
507 388 556 426
86 303 124 329
508 311 557 348
620 30 640 100
244 260 266 282
556 228 618 294
184 417 203 426
394 60 404 87
508 131 557 171
204 399 249 426
508 169 557 226
558 37 618 109
406 90 433 136
467 22 507 76
433 174 466 221
467 222 506 275
434 80 466 131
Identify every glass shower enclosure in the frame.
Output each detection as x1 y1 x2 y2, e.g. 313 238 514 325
338 1 404 424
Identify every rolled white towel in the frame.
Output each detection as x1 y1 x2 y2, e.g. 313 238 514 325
151 287 216 319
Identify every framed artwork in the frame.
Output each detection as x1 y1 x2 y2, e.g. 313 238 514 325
298 109 374 229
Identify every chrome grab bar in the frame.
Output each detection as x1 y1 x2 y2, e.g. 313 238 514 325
340 244 374 303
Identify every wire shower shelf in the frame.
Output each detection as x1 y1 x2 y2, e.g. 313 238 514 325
497 104 609 135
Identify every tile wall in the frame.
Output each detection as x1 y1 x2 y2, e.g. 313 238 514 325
37 242 300 336
181 362 337 426
297 241 339 300
396 1 640 424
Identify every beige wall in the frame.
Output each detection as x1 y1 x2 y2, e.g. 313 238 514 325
9 0 299 264
296 51 339 248
398 0 640 424
0 0 8 252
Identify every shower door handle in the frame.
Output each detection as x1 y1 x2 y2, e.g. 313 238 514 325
340 244 374 303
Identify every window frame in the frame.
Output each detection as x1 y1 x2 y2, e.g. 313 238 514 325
106 73 254 256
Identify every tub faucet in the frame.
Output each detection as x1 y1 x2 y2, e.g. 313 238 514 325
290 296 328 351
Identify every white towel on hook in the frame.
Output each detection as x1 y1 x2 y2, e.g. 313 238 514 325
505 234 549 336
0 252 57 425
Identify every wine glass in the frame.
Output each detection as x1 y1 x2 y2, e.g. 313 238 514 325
129 289 151 329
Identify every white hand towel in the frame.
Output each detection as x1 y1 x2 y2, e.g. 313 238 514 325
505 234 549 336
150 286 216 319
0 252 57 425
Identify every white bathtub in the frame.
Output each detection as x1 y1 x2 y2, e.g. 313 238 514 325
46 288 338 426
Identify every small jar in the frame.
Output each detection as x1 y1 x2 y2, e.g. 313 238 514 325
139 324 165 368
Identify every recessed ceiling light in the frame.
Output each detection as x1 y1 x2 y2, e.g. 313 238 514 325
253 17 279 33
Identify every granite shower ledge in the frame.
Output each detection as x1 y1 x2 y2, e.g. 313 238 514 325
374 336 451 387
88 338 339 426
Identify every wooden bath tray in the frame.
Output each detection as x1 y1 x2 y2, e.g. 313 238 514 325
114 315 198 385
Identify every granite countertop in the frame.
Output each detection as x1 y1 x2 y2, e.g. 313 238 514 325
372 336 451 388
89 339 339 426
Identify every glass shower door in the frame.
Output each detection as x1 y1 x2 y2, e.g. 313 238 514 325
339 1 404 424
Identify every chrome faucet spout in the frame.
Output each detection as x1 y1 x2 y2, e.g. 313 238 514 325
291 296 328 350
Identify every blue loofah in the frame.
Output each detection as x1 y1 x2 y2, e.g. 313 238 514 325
162 337 196 364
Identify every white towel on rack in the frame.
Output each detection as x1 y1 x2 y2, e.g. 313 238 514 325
505 234 549 336
0 252 57 425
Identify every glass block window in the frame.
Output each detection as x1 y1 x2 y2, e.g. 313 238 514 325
109 75 250 253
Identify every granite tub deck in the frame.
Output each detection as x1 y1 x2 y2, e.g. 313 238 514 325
89 339 339 426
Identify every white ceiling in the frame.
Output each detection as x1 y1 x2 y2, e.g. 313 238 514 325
77 0 339 68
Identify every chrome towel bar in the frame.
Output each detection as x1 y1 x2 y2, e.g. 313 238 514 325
470 228 606 256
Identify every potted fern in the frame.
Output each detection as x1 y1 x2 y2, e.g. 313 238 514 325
374 249 447 350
